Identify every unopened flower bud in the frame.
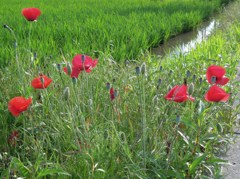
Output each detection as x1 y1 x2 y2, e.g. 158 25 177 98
199 77 203 84
66 62 72 75
63 87 70 101
114 89 118 98
34 52 37 60
106 82 111 90
135 66 140 75
169 70 173 75
159 66 163 71
72 77 77 85
56 63 61 71
141 63 146 75
14 42 17 49
211 76 216 83
3 24 13 32
176 115 180 123
158 79 162 86
157 79 162 89
188 83 194 95
192 74 196 81
186 70 191 78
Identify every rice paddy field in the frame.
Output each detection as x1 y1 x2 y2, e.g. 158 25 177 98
0 0 233 66
1 0 240 178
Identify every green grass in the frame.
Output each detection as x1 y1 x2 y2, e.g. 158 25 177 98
1 0 240 178
0 0 230 66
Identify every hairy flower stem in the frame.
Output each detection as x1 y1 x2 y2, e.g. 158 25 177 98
28 23 32 60
72 82 88 148
137 75 147 168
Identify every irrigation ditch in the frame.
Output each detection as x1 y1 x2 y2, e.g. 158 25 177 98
151 1 240 178
151 1 236 58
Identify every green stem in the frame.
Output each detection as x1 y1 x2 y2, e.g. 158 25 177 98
137 75 146 168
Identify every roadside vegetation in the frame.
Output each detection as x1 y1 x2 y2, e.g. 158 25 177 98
0 0 239 178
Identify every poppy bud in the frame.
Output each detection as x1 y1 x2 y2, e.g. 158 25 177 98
34 52 37 60
114 89 118 98
63 87 70 101
199 77 203 84
186 70 191 78
192 74 196 81
3 24 13 32
135 66 140 75
211 76 217 83
56 63 61 71
106 82 111 90
159 66 163 71
188 83 194 95
14 42 17 49
176 115 180 123
72 77 77 85
157 79 162 89
169 70 173 75
141 63 147 75
66 62 72 75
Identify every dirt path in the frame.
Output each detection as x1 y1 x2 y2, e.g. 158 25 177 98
221 64 240 178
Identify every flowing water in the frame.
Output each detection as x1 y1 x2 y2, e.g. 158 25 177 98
151 19 219 57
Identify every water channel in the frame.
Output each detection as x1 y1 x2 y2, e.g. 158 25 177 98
151 1 238 58
151 19 219 58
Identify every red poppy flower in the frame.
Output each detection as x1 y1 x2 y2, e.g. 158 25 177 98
110 87 115 100
8 130 19 146
63 54 98 78
206 65 229 85
205 85 230 102
63 66 81 78
31 74 52 89
8 97 32 117
22 8 41 21
164 84 195 102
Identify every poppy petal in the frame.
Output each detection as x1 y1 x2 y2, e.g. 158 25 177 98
71 67 81 78
205 85 230 102
22 8 41 21
164 85 180 100
216 76 229 85
165 85 194 102
31 75 52 89
206 65 227 84
8 97 32 117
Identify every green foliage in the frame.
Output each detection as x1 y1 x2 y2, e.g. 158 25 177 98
0 0 239 178
0 0 230 66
